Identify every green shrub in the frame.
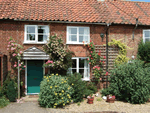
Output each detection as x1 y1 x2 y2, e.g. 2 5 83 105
67 73 87 102
107 60 150 104
0 96 9 108
86 82 97 94
101 87 111 97
137 40 150 62
84 89 93 98
0 86 4 97
38 74 74 108
6 80 17 102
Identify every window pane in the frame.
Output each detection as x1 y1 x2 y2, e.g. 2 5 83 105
27 34 35 41
79 28 88 35
38 26 48 34
145 38 150 42
79 36 83 42
72 69 77 74
84 68 89 78
69 35 77 41
72 59 76 68
27 26 35 33
144 31 150 37
79 69 84 78
84 36 89 43
79 58 84 68
38 35 48 42
69 28 77 34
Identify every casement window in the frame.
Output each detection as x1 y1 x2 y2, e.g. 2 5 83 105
68 57 90 81
67 26 90 44
24 25 49 44
143 30 150 43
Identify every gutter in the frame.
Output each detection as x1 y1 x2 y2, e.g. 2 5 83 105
13 19 107 25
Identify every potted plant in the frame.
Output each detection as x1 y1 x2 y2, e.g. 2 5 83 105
106 94 115 103
87 93 94 104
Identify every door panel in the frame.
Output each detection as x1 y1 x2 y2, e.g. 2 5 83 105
27 60 43 94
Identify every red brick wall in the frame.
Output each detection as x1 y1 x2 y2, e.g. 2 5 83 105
0 20 106 72
109 25 150 59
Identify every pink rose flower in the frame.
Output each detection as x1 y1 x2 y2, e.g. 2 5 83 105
24 65 26 68
20 51 22 54
14 64 17 67
19 64 21 66
103 56 106 59
105 72 108 76
91 51 93 53
15 62 17 64
99 51 101 53
87 58 89 61
89 62 91 64
20 68 22 70
13 53 16 56
8 42 11 44
7 48 9 50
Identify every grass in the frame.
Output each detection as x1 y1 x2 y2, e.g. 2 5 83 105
97 98 102 101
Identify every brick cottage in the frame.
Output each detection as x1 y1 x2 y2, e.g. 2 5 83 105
0 0 150 94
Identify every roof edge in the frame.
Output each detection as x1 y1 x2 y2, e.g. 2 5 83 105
13 19 108 25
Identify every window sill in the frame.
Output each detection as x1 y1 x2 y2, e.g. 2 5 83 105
82 78 90 81
66 43 90 45
23 42 47 44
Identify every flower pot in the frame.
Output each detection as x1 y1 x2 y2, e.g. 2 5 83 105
106 95 115 103
87 97 94 104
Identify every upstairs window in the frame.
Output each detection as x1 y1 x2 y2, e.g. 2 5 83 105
143 30 150 43
24 25 49 44
67 26 90 44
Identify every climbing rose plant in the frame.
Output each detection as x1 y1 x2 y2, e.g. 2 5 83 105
43 35 74 75
7 37 26 71
84 40 107 81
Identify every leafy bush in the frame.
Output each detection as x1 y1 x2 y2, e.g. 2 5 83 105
84 89 93 98
43 35 74 75
0 86 4 97
86 82 97 94
137 40 150 62
67 73 87 102
105 60 150 104
2 74 18 102
6 80 17 102
38 74 74 108
101 87 111 97
0 96 9 108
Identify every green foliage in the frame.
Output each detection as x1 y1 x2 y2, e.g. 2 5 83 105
0 86 4 97
43 35 74 75
137 40 150 62
77 102 81 106
108 39 130 66
67 73 87 102
6 80 17 102
85 40 104 81
38 74 73 108
100 87 111 97
86 82 97 94
0 96 9 108
107 60 150 104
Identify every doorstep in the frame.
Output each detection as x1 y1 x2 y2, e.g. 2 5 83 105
23 95 39 102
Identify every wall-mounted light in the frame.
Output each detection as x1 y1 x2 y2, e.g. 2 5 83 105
100 33 105 42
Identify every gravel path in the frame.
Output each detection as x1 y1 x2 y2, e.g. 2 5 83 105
0 95 150 113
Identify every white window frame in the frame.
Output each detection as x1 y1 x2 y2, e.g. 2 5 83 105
69 57 90 81
143 30 150 43
66 26 90 44
24 25 50 44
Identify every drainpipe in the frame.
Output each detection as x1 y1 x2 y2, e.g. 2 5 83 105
106 23 110 88
132 18 138 40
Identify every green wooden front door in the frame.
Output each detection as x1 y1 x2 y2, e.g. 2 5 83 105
27 60 43 94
